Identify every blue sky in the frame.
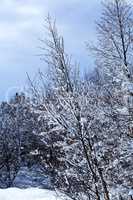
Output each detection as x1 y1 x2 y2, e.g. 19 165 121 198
0 0 102 101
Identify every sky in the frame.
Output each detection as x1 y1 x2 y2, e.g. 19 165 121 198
0 0 102 101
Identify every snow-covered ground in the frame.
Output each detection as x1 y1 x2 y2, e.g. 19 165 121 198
0 188 68 200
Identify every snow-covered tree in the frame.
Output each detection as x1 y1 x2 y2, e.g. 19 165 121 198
88 0 133 197
27 1 133 199
28 16 112 200
0 93 46 187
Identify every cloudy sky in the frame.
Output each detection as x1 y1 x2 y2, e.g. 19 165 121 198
0 0 102 101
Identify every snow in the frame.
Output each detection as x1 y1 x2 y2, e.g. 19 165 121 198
129 189 133 196
13 166 52 189
117 107 129 115
0 188 68 200
127 83 133 94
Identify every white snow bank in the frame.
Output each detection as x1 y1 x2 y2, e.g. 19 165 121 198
0 188 68 200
